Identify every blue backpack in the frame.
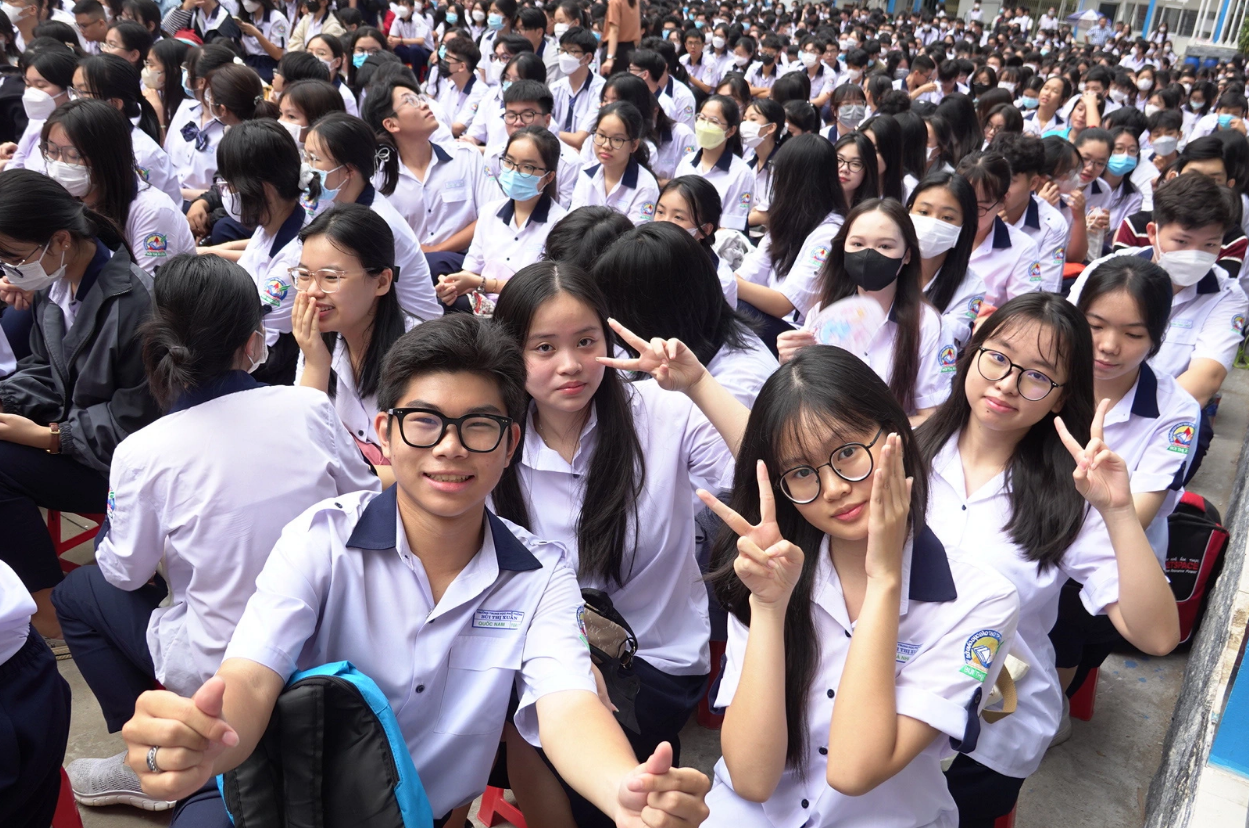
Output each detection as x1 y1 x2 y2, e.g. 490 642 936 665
218 662 434 828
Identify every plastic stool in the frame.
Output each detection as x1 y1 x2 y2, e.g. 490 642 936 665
993 805 1016 828
697 639 727 729
47 511 105 573
477 785 528 828
54 766 83 828
1069 666 1099 721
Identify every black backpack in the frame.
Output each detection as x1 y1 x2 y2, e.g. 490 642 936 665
1165 493 1229 645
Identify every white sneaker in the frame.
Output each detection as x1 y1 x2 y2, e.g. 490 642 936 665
66 751 177 811
1049 696 1073 749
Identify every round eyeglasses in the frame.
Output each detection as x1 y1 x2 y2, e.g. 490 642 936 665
778 429 883 504
975 347 1063 401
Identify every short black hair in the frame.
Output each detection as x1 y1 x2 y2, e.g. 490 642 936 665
560 26 598 54
502 79 553 114
445 36 481 70
991 132 1046 176
1152 172 1231 233
1147 109 1183 135
376 314 527 424
628 48 667 81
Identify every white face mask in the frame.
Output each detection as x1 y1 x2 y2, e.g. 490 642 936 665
485 58 504 83
246 329 268 373
1144 103 1161 118
733 54 750 67
558 52 582 75
1 239 66 292
46 160 92 197
738 120 771 148
223 189 244 222
1109 88 1127 104
242 0 261 11
471 8 485 21
711 35 726 50
999 81 1016 93
0 1 25 22
799 51 818 68
1151 135 1178 157
22 86 58 121
141 66 162 90
1157 247 1218 287
396 5 411 18
1137 78 1153 92
553 22 569 37
910 213 962 258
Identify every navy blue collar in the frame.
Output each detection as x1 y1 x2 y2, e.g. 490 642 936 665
355 183 376 207
1129 362 1160 418
1089 179 1104 196
430 142 453 164
690 148 734 172
909 524 958 602
74 239 113 304
169 370 263 414
269 204 305 258
585 159 640 189
991 215 1012 249
1024 194 1041 230
345 486 542 572
460 74 477 96
664 75 674 96
496 192 554 224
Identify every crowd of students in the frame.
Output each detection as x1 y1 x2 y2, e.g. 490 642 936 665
0 0 1244 826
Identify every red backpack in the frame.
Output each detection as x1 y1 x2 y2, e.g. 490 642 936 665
1165 492 1230 644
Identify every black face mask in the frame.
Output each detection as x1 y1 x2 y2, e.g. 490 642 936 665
843 248 903 291
306 0 321 11
971 82 989 98
761 52 775 65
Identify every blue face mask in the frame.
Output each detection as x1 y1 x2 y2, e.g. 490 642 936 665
445 10 456 22
487 11 503 29
1106 152 1137 176
1219 113 1235 129
1020 96 1039 109
182 67 195 98
352 52 368 68
694 19 704 29
499 167 544 201
501 80 512 92
592 30 601 40
438 44 447 59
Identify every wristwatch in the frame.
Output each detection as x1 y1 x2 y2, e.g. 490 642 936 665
48 422 61 454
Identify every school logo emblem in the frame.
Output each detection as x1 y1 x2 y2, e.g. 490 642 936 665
960 629 1002 682
640 201 656 218
1168 422 1196 454
1233 314 1246 335
135 165 150 182
938 344 958 373
105 489 116 523
739 192 752 207
576 605 589 650
1028 261 1042 282
966 294 984 317
143 233 168 257
809 245 829 266
262 276 289 307
1052 246 1065 263
896 641 920 664
683 144 695 154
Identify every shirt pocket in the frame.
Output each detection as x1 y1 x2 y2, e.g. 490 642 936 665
434 634 523 735
442 182 469 203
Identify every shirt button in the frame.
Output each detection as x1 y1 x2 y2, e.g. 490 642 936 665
826 688 835 698
818 747 828 755
844 630 851 638
801 799 810 808
415 684 426 693
962 504 967 511
358 430 365 437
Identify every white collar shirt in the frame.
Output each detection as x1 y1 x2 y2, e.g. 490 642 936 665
926 433 1123 778
125 183 197 276
968 216 1043 309
7 118 43 172
745 152 773 212
131 124 182 206
484 140 582 208
1021 108 1064 137
463 194 567 281
98 380 379 695
238 206 307 345
650 121 697 181
242 10 290 55
551 71 605 134
707 530 1018 828
1006 194 1068 292
164 101 225 192
437 74 487 126
333 78 360 118
737 211 845 322
465 85 506 146
570 158 661 226
1190 112 1249 141
1086 176 1143 250
674 150 755 231
378 141 493 248
679 51 721 88
926 265 989 350
224 487 596 819
745 61 781 90
516 380 733 674
705 332 778 407
662 76 697 129
0 561 34 665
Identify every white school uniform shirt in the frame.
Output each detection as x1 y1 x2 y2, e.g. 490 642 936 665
239 206 307 346
7 118 44 171
463 194 567 281
437 74 487 126
1189 113 1249 140
362 186 440 321
515 380 732 674
744 62 781 92
1099 364 1200 563
465 85 505 147
225 486 597 819
737 210 845 322
801 301 955 412
1085 176 1143 255
192 3 232 36
1070 249 1249 377
679 52 720 89
551 72 605 135
97 377 379 695
164 101 225 192
380 141 493 248
125 182 196 276
1021 108 1064 137
333 78 360 118
241 10 291 56
662 76 697 129
705 331 778 407
804 64 835 101
0 560 35 666
650 123 697 182
130 122 183 208
706 530 1019 828
926 266 989 350
927 432 1124 779
1006 194 1068 293
570 158 660 226
746 152 773 212
483 139 582 209
674 150 755 231
967 216 1043 309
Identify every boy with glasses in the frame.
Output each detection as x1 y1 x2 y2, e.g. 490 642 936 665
482 79 582 207
552 26 604 149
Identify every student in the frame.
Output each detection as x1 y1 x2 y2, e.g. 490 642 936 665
678 28 715 96
614 67 694 185
236 0 291 83
366 76 492 280
476 0 517 76
860 113 905 202
833 131 879 209
551 25 603 150
741 97 784 232
907 171 981 348
992 132 1068 293
164 43 236 200
570 100 660 225
102 19 152 68
628 46 692 132
73 0 108 53
915 292 1180 826
1090 126 1144 256
54 252 378 811
675 94 754 232
41 99 196 276
461 51 545 150
302 112 441 322
0 168 159 638
1190 91 1249 140
306 33 359 116
1137 108 1183 210
276 77 346 149
593 221 777 406
656 175 737 304
287 0 345 51
956 151 1043 312
823 83 867 143
142 38 190 141
386 0 432 71
490 262 729 828
436 125 567 303
1023 78 1069 141
435 33 485 137
346 27 390 97
735 134 848 343
481 79 583 208
0 45 76 173
542 204 633 272
120 312 714 828
777 199 955 419
701 347 1018 828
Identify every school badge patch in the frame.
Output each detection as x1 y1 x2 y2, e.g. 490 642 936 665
966 294 984 318
1052 246 1065 262
262 276 289 307
808 245 829 267
738 192 752 207
960 629 1002 682
144 233 168 257
577 605 589 650
1028 261 1042 282
640 201 656 218
105 489 116 523
1168 422 1196 454
1233 314 1246 335
938 344 958 373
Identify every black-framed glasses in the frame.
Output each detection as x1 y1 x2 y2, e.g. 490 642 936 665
976 197 1003 217
592 132 630 150
40 141 84 164
836 154 863 172
778 428 883 504
975 347 1064 401
501 155 547 176
503 108 542 125
387 408 514 452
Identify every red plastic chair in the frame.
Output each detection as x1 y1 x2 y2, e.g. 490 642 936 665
696 639 727 729
994 805 1016 828
1069 666 1099 721
47 511 105 573
53 766 83 828
477 786 528 828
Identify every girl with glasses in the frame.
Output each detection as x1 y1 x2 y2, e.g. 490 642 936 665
569 100 660 226
915 292 1179 827
674 94 754 232
833 131 879 209
955 151 1043 314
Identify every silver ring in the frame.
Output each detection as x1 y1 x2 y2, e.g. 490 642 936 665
146 745 163 774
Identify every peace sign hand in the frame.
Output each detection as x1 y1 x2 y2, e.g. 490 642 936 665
865 433 913 584
1055 398 1135 516
597 318 708 393
698 461 805 609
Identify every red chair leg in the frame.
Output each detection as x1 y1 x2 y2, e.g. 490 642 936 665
53 766 83 828
47 511 105 572
697 639 726 730
993 805 1016 828
476 785 528 828
1069 667 1099 722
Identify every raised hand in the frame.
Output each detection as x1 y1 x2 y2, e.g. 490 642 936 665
615 741 711 828
0 276 32 311
597 318 708 393
1055 398 1135 516
864 433 912 584
697 460 805 608
291 289 331 369
776 329 816 365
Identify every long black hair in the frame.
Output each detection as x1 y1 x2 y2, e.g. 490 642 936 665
217 119 302 228
832 130 879 207
767 134 847 281
140 253 261 409
895 109 931 180
77 53 161 144
148 38 189 128
542 206 634 271
815 198 925 413
491 262 646 587
593 100 651 172
0 167 128 255
907 171 977 314
1074 256 1173 359
299 203 404 402
505 125 560 201
710 345 928 772
861 113 905 202
592 221 753 365
43 99 138 228
659 175 722 257
307 111 385 195
916 293 1096 570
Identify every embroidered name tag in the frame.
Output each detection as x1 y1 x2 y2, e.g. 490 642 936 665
473 609 525 630
896 642 920 664
1170 319 1193 329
